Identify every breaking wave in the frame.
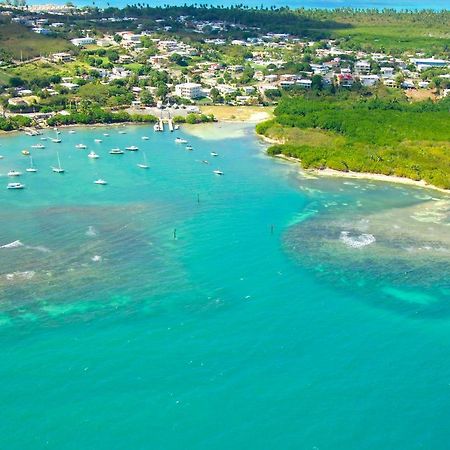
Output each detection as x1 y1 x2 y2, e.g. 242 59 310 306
339 231 376 248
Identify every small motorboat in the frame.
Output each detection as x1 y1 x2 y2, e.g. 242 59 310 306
125 146 139 151
21 150 30 156
88 151 99 159
141 136 149 140
94 139 102 143
31 144 45 149
7 182 25 189
8 170 22 177
75 144 87 149
103 133 109 137
186 145 193 151
52 138 62 143
109 148 124 155
40 137 47 141
175 137 187 144
174 124 180 130
118 131 126 135
210 152 218 157
94 179 107 185
202 160 209 165
69 130 76 134
0 155 4 159
213 169 224 175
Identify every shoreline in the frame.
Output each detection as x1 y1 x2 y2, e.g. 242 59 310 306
274 154 450 194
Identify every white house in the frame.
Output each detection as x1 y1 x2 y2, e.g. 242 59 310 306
175 83 203 99
355 60 371 74
71 37 95 47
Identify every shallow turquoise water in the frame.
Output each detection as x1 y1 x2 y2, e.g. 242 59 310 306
0 123 449 449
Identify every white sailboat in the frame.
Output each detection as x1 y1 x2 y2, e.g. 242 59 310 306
52 152 64 173
137 152 149 169
213 169 224 176
26 156 37 173
75 144 87 149
94 179 107 185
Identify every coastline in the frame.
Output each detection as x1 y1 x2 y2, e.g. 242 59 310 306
274 153 450 194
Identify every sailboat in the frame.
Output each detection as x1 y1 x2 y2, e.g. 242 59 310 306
26 155 37 173
137 152 149 169
52 152 64 173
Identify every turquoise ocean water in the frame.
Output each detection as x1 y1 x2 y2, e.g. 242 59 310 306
0 123 450 449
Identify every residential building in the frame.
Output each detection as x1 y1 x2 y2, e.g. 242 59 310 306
175 82 203 99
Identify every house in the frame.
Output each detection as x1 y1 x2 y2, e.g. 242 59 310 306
411 58 448 71
52 52 73 63
359 75 379 87
60 82 79 91
354 60 371 75
418 81 430 89
401 80 415 89
243 86 255 94
380 67 394 78
337 74 354 87
297 79 312 89
71 37 95 47
264 74 278 83
175 82 203 99
383 79 397 88
33 27 52 35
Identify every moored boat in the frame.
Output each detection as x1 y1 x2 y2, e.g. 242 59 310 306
125 145 139 151
109 148 124 155
88 151 99 159
8 170 22 177
213 169 224 175
94 179 107 185
75 144 87 149
7 182 25 189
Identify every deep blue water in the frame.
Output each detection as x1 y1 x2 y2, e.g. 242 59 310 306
0 123 449 449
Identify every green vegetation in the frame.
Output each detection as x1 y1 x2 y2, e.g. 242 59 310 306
257 95 450 189
173 113 216 124
47 108 157 126
0 115 31 131
0 18 73 60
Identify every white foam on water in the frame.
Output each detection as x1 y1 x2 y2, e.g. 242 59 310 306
26 245 51 253
0 240 24 249
91 255 102 262
5 271 35 281
86 226 98 237
339 231 376 249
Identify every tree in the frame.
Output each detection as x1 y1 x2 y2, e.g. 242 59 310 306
140 90 154 106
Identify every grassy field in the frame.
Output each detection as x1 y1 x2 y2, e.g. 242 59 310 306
0 19 73 59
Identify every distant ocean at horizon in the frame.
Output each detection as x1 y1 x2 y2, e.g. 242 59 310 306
28 0 449 10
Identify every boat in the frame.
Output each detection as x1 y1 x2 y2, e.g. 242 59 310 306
52 138 62 143
40 137 47 141
94 139 102 143
75 144 87 149
31 144 45 149
213 169 224 175
26 156 37 173
0 155 3 159
186 145 193 151
103 133 109 137
202 160 209 164
8 170 22 177
174 124 180 130
175 137 187 144
141 136 149 140
68 130 76 134
125 145 139 151
88 151 99 159
153 123 161 132
52 152 64 173
118 131 126 134
137 152 149 169
109 148 124 155
210 152 218 157
7 182 25 190
94 179 107 185
21 150 30 156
